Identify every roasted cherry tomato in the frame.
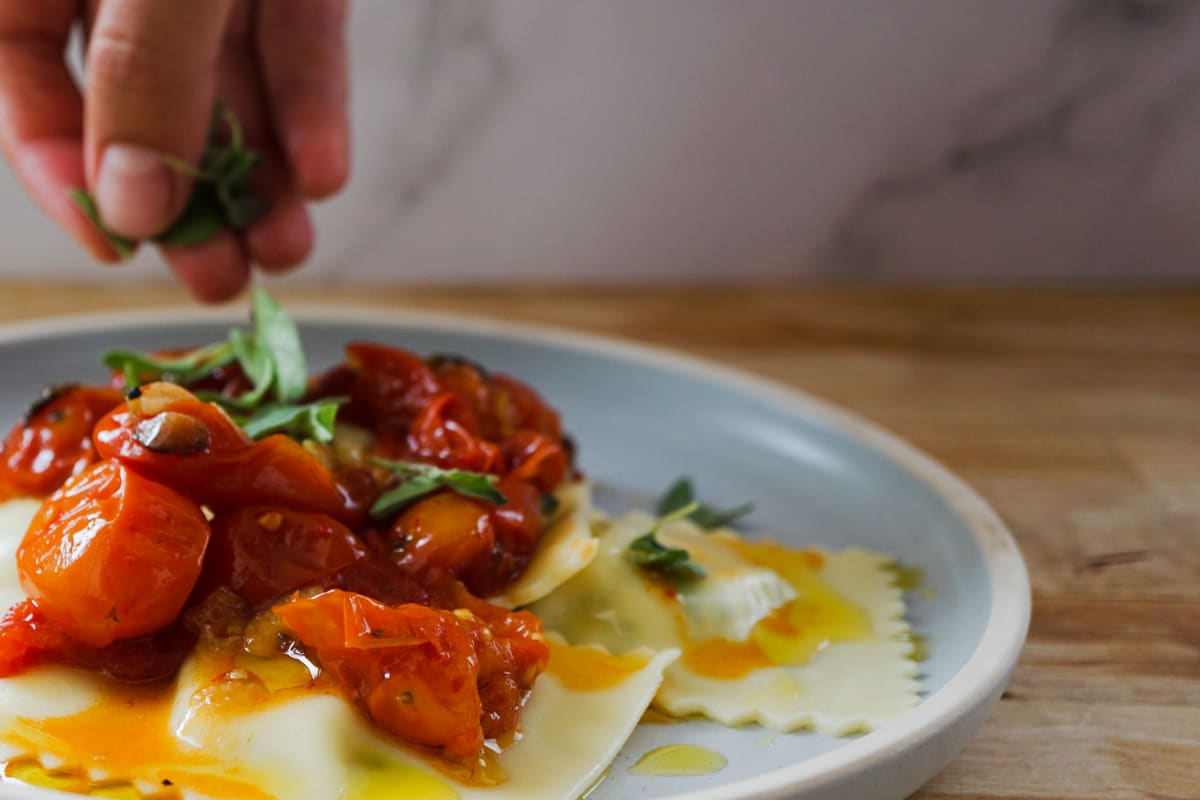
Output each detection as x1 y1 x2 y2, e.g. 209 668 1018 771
274 589 548 759
0 385 123 499
459 477 545 597
275 590 486 757
503 432 567 493
0 599 193 683
404 393 502 473
17 460 210 647
486 374 562 442
93 383 362 525
391 491 496 578
198 506 368 605
338 343 443 432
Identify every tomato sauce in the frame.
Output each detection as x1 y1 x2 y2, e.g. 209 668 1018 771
0 342 570 763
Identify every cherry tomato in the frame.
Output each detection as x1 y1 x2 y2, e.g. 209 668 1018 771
503 431 567 493
93 384 361 525
405 393 502 473
460 477 545 597
274 590 487 758
486 374 562 442
198 506 368 605
0 385 123 498
340 343 442 432
392 492 495 577
0 599 194 682
17 460 210 647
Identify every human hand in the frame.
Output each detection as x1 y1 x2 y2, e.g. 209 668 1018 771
0 0 349 302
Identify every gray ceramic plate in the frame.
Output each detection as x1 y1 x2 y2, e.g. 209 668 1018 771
0 307 1029 800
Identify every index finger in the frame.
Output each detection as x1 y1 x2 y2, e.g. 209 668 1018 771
0 0 125 261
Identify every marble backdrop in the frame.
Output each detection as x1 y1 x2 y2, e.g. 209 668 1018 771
1 0 1199 284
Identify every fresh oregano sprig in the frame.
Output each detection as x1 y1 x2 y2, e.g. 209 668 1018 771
656 476 754 530
370 459 508 520
627 501 705 582
70 105 271 258
237 397 346 444
101 289 335 444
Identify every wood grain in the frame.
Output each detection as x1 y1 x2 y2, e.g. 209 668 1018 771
1 282 1197 799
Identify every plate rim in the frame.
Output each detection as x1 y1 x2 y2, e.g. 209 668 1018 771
0 304 1031 800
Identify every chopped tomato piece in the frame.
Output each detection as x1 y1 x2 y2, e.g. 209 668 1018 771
0 385 123 498
198 506 368 605
16 460 210 647
274 589 548 759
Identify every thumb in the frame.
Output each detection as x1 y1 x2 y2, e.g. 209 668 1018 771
84 0 236 239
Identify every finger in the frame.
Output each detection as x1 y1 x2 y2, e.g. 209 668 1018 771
85 0 236 239
214 32 315 272
0 1 124 261
256 0 349 198
160 230 251 303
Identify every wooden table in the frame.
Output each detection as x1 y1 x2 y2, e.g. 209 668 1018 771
0 282 1196 800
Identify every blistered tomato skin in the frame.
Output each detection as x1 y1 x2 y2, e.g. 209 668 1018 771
93 386 362 526
274 589 549 760
0 385 123 499
198 506 369 605
16 460 210 648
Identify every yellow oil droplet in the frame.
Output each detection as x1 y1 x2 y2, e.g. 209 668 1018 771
629 745 727 777
346 759 460 800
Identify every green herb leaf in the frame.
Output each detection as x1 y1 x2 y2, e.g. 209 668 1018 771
68 189 135 259
70 106 270 253
627 501 706 581
239 398 344 443
227 327 274 407
371 459 507 519
627 534 706 581
102 341 235 387
154 186 226 246
251 288 307 404
656 477 754 530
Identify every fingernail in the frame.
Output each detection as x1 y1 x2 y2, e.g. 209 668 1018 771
95 144 174 238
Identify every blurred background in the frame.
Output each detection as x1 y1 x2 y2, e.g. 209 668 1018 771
2 0 1199 286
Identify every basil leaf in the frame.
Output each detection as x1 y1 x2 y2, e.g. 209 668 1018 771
370 474 444 518
656 478 695 517
239 398 344 443
626 501 705 581
70 106 270 252
68 189 134 259
656 476 754 530
251 288 307 404
371 459 507 519
228 327 273 406
627 533 706 581
102 341 235 386
154 187 226 246
540 493 561 519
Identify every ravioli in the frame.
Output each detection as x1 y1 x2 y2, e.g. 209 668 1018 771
0 498 678 800
530 511 920 735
